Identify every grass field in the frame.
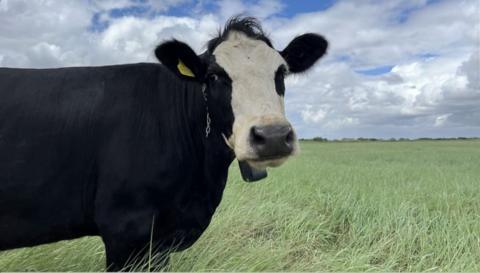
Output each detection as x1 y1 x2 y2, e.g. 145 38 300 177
1 140 479 271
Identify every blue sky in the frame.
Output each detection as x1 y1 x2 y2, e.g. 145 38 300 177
0 0 479 139
100 0 338 19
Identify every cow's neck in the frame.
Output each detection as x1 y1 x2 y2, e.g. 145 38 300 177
183 83 234 207
203 131 234 207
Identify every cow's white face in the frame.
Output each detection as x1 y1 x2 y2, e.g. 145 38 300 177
213 31 294 169
155 17 328 174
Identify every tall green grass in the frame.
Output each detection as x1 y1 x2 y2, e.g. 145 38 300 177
1 140 479 271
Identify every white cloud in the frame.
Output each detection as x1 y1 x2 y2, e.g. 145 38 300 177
301 105 328 123
250 0 284 19
90 0 133 11
89 0 191 12
459 49 480 91
145 0 192 12
215 0 284 20
434 113 451 127
96 15 218 63
216 0 246 20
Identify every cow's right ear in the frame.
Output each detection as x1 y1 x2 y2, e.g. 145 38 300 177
155 40 206 81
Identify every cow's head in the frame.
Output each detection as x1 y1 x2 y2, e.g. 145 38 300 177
155 17 327 179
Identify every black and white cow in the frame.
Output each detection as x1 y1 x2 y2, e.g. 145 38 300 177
0 17 327 270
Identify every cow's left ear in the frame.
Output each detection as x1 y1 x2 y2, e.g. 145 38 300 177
280 33 328 74
155 40 207 81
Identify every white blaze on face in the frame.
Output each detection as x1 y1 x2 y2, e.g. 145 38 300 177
213 31 298 163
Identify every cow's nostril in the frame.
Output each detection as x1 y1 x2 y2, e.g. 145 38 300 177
285 128 295 144
251 126 266 145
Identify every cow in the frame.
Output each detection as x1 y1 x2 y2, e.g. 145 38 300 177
0 17 327 271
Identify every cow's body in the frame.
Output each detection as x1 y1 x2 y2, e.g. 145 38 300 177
0 16 328 271
0 63 233 268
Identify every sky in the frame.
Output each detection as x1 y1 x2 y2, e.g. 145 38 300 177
0 0 478 139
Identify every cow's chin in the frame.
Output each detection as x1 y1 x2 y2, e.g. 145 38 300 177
245 156 289 170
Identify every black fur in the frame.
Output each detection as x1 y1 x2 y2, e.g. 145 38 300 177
274 65 286 96
281 33 328 73
0 64 234 271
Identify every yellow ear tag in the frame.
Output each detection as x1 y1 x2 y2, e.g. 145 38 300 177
177 60 195 78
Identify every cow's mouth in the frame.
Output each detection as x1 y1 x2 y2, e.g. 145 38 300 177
247 155 289 169
238 155 290 182
250 154 289 162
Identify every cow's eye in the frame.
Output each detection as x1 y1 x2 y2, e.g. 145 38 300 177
208 74 219 82
275 66 286 96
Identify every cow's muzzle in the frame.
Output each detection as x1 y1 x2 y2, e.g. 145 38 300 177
249 124 295 159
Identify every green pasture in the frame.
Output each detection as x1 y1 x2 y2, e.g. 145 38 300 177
1 140 479 271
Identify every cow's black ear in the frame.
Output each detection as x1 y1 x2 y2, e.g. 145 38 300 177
155 40 206 80
280 33 328 73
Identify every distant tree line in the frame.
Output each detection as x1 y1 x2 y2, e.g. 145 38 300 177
299 137 480 142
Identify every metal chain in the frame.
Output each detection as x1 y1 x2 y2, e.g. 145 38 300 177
202 84 211 138
205 112 211 138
